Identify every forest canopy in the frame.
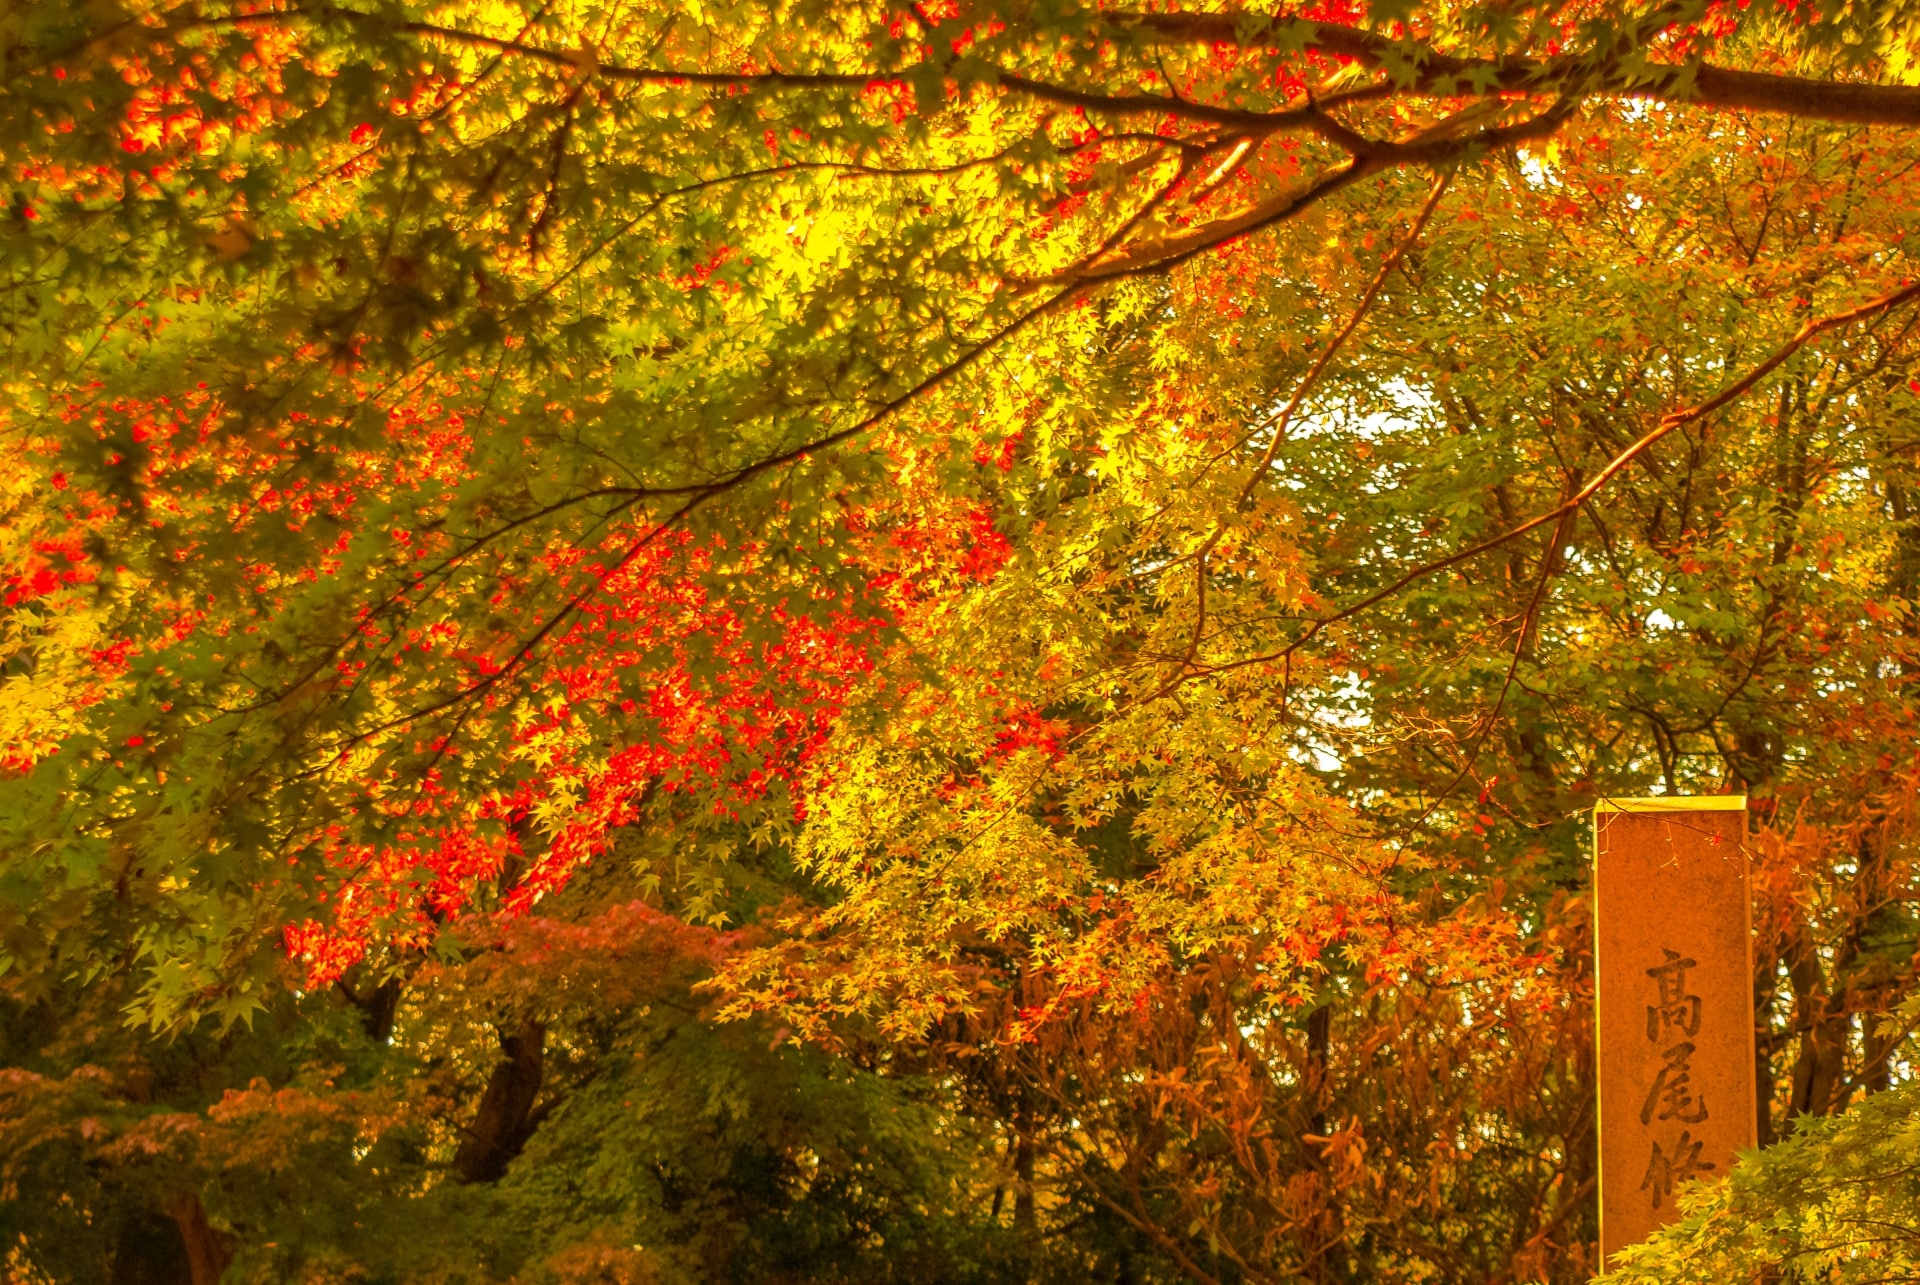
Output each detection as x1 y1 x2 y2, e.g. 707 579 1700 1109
3 0 1920 1280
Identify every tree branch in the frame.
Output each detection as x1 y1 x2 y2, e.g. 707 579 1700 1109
1107 13 1920 128
331 282 1088 746
1215 277 1920 677
1047 97 1572 283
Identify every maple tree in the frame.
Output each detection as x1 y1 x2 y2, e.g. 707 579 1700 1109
4 0 1920 1281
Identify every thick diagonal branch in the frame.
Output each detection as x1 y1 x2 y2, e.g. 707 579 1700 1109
1108 14 1920 128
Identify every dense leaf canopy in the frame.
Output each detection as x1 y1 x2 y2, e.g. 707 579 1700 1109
3 0 1920 1280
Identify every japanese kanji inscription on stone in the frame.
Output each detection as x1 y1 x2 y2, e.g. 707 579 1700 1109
1593 796 1755 1263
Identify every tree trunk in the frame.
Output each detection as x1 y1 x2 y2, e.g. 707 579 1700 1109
1753 929 1780 1147
453 1016 547 1183
1306 1003 1332 1137
109 1194 230 1285
167 1192 233 1285
337 972 404 1043
110 1212 192 1285
1783 925 1847 1120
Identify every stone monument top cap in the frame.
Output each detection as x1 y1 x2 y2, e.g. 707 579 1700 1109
1593 795 1748 815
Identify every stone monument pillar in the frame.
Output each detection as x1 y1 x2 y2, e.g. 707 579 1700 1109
1592 796 1755 1263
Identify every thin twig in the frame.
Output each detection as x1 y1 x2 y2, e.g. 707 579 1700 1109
327 282 1089 748
1160 171 1453 685
1405 501 1576 835
1205 278 1920 682
1241 168 1454 500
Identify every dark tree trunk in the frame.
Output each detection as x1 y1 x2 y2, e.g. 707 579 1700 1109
453 1017 547 1183
110 1211 193 1285
1784 924 1848 1121
1301 1003 1348 1284
1306 1003 1332 1137
337 973 404 1043
111 1194 230 1285
168 1193 233 1285
1753 929 1781 1147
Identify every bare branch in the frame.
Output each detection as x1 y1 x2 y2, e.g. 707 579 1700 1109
1048 97 1572 283
1107 13 1920 128
1239 168 1454 495
1213 277 1920 678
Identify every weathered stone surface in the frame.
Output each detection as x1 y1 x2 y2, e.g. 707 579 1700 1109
1593 798 1754 1263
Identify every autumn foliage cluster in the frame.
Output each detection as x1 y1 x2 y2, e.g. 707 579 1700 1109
3 0 1920 1281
